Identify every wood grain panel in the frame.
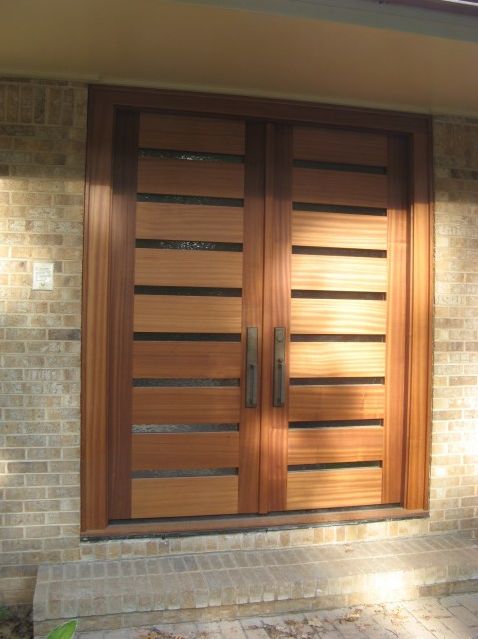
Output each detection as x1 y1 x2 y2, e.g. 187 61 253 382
293 127 387 167
293 168 387 209
132 432 239 470
134 295 242 333
136 203 243 242
132 386 240 423
292 254 387 292
132 476 238 518
383 135 409 504
135 249 243 288
260 124 292 513
138 158 244 198
238 121 266 513
81 90 115 532
107 109 138 519
291 299 386 334
292 211 387 250
289 385 385 421
405 127 432 511
288 427 384 465
290 342 385 377
287 467 382 510
133 341 241 378
139 113 245 155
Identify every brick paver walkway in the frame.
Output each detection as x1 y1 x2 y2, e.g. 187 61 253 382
77 593 478 638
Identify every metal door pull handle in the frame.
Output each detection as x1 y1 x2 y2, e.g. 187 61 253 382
245 327 258 408
273 327 286 407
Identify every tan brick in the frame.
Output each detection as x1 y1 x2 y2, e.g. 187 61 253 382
2 87 478 607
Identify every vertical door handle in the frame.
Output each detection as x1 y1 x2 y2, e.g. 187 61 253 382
245 327 258 408
273 327 286 407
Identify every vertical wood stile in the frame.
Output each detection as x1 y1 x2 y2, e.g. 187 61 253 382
81 92 115 532
383 135 410 504
404 127 433 510
238 122 266 512
259 124 292 513
108 110 139 519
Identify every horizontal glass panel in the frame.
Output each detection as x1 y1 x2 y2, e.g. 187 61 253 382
138 193 244 207
293 202 387 216
293 159 386 175
139 148 244 164
133 378 240 387
134 285 242 297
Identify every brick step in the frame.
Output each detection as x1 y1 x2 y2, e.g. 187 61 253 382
33 532 478 637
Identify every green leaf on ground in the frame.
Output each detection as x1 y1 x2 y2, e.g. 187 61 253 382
46 619 78 639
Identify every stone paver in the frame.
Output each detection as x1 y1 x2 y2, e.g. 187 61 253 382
75 593 478 638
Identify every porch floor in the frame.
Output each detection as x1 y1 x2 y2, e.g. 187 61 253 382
33 532 478 638
77 593 478 638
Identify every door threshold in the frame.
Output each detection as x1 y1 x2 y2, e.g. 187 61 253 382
81 506 428 539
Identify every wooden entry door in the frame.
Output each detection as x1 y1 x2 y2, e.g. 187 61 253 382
109 112 265 519
259 124 408 514
83 93 428 533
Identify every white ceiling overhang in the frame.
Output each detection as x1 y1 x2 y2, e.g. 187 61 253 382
1 0 478 116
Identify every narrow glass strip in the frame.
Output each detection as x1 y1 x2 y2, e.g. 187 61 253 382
288 461 382 471
137 193 244 207
292 246 387 259
293 202 387 216
139 148 244 163
134 332 241 342
291 334 385 343
135 239 243 252
133 468 239 478
133 424 239 433
289 419 383 429
290 377 385 386
133 378 240 388
293 159 386 175
134 285 242 297
291 290 386 300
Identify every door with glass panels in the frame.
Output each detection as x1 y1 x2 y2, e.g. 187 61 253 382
260 124 408 513
107 111 409 521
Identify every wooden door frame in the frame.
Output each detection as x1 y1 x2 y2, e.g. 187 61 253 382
81 85 432 537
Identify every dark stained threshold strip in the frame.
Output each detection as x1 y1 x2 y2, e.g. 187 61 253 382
292 290 386 300
292 246 387 259
290 377 385 386
288 461 382 472
134 332 241 341
133 424 239 433
108 501 404 526
293 202 387 216
134 286 242 297
291 334 385 342
289 419 383 429
138 148 244 163
293 159 386 175
137 193 244 207
133 378 240 387
133 468 238 478
136 239 243 252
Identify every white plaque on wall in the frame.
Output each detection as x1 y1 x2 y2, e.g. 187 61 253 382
32 262 54 291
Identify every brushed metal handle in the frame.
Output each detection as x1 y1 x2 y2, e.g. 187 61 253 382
273 327 286 407
245 327 258 408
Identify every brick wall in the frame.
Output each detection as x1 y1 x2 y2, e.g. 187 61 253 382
430 117 478 535
0 79 86 604
1 77 478 606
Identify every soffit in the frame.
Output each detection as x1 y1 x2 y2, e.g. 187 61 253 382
1 0 478 116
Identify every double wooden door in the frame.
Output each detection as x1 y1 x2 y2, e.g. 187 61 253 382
107 109 409 522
